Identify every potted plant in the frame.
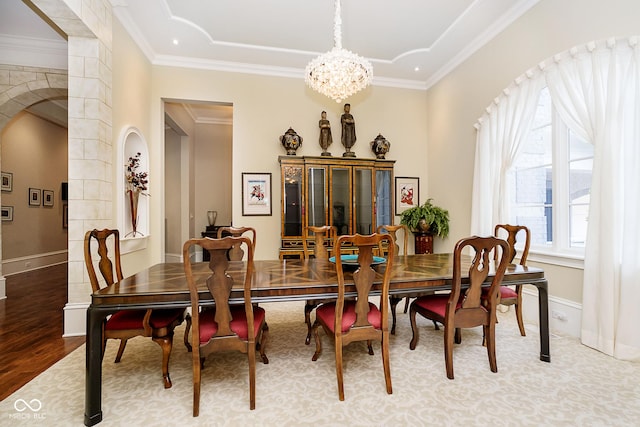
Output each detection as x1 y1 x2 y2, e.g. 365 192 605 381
400 199 450 253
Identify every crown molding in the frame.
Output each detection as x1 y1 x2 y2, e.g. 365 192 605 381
0 34 67 69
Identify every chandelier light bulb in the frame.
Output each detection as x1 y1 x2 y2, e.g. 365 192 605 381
305 0 373 103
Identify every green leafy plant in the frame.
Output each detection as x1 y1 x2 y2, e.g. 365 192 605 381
399 198 450 238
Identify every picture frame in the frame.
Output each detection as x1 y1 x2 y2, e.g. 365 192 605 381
1 172 12 192
242 172 272 216
43 190 54 207
1 206 13 221
29 188 41 206
395 176 419 215
62 204 68 228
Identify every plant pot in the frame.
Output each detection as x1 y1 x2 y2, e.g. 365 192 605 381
416 218 431 233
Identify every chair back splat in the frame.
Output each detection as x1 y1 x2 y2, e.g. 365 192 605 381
409 235 509 379
84 228 190 389
376 224 409 257
311 233 395 401
183 236 268 416
302 225 337 260
216 226 257 260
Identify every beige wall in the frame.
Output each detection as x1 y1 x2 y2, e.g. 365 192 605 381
194 122 232 232
1 112 67 263
111 16 153 274
425 0 640 303
148 68 429 260
164 126 182 257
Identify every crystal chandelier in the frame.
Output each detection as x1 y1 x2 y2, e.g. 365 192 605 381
305 0 373 103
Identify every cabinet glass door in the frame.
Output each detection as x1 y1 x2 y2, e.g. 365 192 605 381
355 168 373 234
331 167 351 235
376 169 392 228
283 166 303 236
307 167 327 227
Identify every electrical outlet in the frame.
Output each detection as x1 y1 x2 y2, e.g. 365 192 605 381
552 310 567 321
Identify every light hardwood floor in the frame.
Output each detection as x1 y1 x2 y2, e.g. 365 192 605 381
0 264 84 401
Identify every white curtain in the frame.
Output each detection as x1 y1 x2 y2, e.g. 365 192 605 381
471 75 544 236
545 38 640 360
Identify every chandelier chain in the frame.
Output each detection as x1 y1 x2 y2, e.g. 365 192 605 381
334 0 342 49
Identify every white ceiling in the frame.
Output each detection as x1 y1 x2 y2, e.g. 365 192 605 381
1 0 540 123
113 0 539 88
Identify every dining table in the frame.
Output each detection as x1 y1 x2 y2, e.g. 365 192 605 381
84 254 549 426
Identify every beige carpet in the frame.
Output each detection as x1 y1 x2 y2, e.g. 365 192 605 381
1 300 639 427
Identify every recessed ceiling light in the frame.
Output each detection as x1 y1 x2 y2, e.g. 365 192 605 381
172 39 179 45
414 66 420 72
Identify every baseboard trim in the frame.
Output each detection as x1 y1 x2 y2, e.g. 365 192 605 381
164 253 182 263
63 302 89 337
3 251 68 276
521 287 582 338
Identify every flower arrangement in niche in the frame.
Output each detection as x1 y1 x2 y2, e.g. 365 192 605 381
125 152 148 237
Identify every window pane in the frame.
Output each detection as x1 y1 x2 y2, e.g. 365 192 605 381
514 166 552 246
570 202 589 247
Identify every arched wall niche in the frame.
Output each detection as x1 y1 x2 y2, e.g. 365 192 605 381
118 126 149 253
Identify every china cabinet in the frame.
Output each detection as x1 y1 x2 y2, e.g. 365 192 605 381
279 156 394 259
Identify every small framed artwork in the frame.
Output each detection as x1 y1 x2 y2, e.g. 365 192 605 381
1 172 12 192
395 176 419 215
43 190 54 207
1 206 13 221
62 204 68 228
29 188 41 206
242 172 272 216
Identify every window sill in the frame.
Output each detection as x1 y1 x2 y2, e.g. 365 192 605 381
527 250 584 269
121 235 149 254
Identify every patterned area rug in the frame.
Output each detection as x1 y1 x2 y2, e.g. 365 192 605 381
1 301 639 426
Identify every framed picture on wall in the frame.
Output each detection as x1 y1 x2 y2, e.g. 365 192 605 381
395 176 419 215
43 190 54 207
1 172 12 192
29 188 41 206
1 206 13 221
242 172 272 216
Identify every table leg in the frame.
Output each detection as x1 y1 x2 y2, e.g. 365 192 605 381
389 296 401 335
84 306 104 426
536 279 551 362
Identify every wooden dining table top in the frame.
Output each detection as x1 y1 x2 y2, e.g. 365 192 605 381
91 253 546 307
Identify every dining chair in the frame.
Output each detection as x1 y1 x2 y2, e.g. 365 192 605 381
486 224 531 337
302 225 337 344
183 236 269 416
216 226 257 260
409 235 509 379
84 228 191 389
311 233 395 401
376 224 409 257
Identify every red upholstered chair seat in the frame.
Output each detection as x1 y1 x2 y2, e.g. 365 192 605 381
199 306 266 343
499 286 518 299
106 308 185 330
316 301 381 333
413 294 464 318
481 285 518 301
